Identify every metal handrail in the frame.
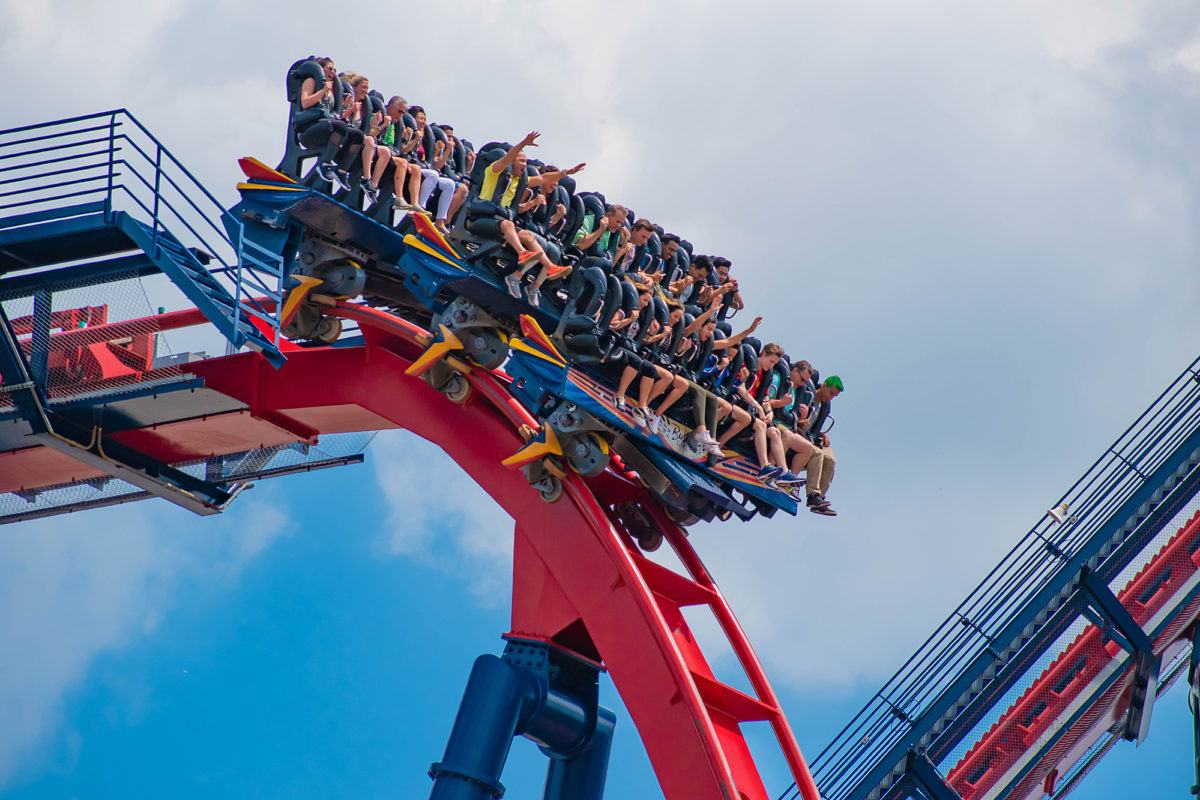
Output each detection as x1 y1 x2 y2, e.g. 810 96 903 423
0 109 284 351
786 356 1200 800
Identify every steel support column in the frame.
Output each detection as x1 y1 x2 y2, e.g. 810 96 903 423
905 751 962 800
429 640 612 800
1079 567 1160 743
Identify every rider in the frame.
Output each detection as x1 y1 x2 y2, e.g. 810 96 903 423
802 375 843 516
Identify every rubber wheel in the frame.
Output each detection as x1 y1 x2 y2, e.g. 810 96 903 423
441 375 471 404
636 529 664 552
537 476 564 503
566 433 611 478
315 316 343 344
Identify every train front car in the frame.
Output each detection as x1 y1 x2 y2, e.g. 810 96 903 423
230 158 524 370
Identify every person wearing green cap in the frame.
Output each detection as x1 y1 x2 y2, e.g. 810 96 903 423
803 375 843 516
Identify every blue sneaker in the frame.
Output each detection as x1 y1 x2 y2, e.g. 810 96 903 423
758 465 783 482
775 471 805 487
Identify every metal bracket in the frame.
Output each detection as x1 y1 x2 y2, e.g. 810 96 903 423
905 750 962 800
1079 567 1160 743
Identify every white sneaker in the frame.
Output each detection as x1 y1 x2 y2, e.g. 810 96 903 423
631 407 649 429
643 410 661 435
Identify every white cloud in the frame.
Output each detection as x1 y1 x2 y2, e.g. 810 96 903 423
371 431 513 604
0 495 292 787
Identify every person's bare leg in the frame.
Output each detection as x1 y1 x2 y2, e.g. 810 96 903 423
371 146 389 185
361 137 376 180
502 221 533 259
637 375 654 408
407 163 422 205
787 432 815 474
616 366 639 399
391 158 408 196
752 419 769 468
447 183 469 221
649 371 673 400
768 427 787 468
717 406 751 446
653 375 689 416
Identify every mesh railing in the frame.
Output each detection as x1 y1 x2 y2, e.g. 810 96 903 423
0 109 284 350
785 357 1200 800
0 272 187 410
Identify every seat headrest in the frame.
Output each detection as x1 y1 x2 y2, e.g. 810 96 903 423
286 59 324 102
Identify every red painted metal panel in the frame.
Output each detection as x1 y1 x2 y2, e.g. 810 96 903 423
1 302 823 800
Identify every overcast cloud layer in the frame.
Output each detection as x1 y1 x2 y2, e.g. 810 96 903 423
3 0 1200 792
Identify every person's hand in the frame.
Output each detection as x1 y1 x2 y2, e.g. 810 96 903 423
555 202 567 216
566 162 586 175
519 131 541 148
749 315 763 331
798 405 810 422
536 193 547 207
820 433 829 448
648 270 664 283
323 79 333 93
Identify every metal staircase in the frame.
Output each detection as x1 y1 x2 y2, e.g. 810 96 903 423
0 110 287 365
0 110 293 516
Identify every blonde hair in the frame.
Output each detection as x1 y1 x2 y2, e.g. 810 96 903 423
342 72 368 87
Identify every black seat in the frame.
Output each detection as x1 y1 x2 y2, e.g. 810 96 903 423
278 58 339 183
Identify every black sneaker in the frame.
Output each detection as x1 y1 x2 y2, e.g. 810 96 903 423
807 493 837 516
333 169 353 192
316 161 339 186
361 178 380 203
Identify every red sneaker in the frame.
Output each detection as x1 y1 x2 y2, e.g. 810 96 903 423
545 264 572 281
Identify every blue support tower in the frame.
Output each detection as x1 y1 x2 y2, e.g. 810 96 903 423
429 639 614 800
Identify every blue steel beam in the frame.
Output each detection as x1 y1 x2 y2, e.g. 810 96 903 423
0 252 160 299
905 752 961 800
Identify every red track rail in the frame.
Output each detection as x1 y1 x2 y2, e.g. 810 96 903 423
1 303 821 800
948 511 1200 799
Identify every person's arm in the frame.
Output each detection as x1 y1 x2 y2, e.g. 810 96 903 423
518 191 542 214
492 131 540 175
549 202 567 225
574 215 608 250
736 383 767 417
712 314 763 350
668 274 694 296
683 299 721 336
528 162 585 188
299 77 329 110
432 139 452 170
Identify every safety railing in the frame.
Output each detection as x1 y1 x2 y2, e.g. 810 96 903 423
0 109 284 351
784 356 1200 800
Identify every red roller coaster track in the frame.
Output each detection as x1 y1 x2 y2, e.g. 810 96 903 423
2 300 821 800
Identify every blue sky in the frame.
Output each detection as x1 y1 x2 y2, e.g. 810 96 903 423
3 0 1200 798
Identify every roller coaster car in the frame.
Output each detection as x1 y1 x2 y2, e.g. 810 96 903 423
232 157 559 371
503 316 799 521
230 159 796 521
